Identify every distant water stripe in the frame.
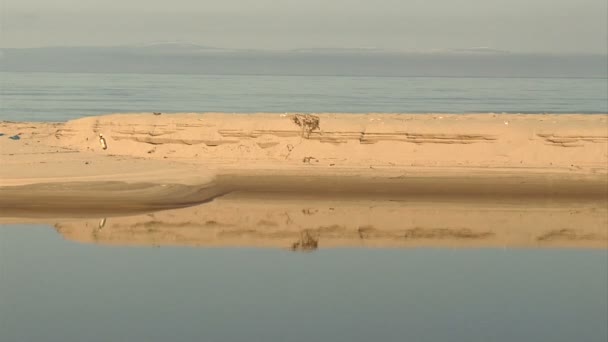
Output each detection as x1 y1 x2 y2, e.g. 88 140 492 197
1 72 606 122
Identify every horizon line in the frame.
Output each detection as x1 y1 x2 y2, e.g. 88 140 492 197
1 43 607 56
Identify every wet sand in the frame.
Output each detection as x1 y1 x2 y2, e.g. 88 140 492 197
1 112 606 249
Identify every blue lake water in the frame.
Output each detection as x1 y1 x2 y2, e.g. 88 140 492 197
1 72 606 122
1 70 607 341
0 225 607 342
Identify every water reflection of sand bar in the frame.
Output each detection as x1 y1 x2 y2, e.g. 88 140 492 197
51 195 607 250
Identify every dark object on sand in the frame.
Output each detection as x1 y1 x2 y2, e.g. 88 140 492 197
153 112 162 115
0 133 5 136
8 134 21 140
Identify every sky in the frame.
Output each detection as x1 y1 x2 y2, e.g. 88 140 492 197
1 0 607 53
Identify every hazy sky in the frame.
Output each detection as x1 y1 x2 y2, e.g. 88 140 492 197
1 0 607 53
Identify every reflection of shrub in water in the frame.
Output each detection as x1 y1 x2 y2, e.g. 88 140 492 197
291 230 319 252
403 227 493 239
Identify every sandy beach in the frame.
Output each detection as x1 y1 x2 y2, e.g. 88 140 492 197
1 112 607 248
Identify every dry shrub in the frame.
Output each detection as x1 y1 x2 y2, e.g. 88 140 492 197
291 114 320 138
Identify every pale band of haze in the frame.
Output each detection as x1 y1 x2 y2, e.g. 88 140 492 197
1 0 607 53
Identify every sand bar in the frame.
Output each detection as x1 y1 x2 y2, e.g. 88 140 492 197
1 113 607 218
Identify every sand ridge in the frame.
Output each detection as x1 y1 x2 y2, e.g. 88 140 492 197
50 112 608 172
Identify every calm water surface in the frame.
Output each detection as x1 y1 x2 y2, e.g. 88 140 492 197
0 224 606 342
1 72 607 122
1 71 607 341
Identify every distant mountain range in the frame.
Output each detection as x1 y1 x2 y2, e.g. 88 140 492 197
1 43 605 78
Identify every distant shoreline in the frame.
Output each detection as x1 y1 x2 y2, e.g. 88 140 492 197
1 47 606 78
2 70 608 79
